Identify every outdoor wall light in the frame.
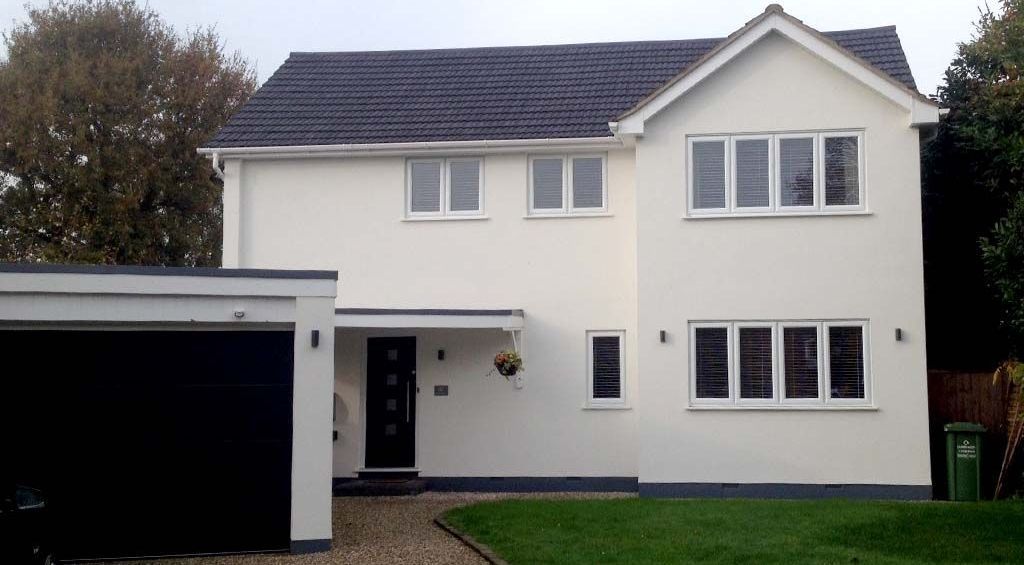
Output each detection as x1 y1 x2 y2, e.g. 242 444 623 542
311 329 320 348
438 349 445 360
660 330 667 343
233 309 245 319
895 328 903 342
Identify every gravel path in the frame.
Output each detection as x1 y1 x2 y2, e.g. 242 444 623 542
118 492 632 565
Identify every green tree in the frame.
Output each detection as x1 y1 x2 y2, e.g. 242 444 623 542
926 0 1024 498
924 0 1024 367
0 0 255 265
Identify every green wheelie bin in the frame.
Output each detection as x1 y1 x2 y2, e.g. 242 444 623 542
944 422 986 501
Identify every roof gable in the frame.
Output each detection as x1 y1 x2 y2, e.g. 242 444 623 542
616 5 938 134
205 11 924 150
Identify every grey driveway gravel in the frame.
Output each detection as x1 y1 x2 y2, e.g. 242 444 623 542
108 492 633 565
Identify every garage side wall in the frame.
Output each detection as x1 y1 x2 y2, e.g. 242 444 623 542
291 296 336 549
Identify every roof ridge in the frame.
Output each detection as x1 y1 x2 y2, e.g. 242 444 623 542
286 25 899 59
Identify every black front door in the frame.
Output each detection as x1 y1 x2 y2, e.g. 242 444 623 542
365 337 416 468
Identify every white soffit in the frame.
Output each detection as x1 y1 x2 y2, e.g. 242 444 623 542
335 308 525 329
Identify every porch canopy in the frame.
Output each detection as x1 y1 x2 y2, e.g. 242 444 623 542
335 308 524 329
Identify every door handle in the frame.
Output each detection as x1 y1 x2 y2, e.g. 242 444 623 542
406 381 411 423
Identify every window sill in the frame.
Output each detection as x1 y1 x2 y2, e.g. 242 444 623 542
524 212 613 219
583 403 631 410
686 404 877 411
683 210 871 220
401 215 489 222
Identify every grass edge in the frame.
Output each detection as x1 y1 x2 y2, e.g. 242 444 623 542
434 513 510 565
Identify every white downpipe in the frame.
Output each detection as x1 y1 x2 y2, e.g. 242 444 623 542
210 152 226 180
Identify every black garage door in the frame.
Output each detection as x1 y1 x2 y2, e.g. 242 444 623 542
4 330 294 560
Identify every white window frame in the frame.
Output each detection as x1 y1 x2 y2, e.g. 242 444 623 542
823 321 872 406
688 320 871 408
730 135 774 213
734 322 779 405
687 136 730 215
569 154 609 214
775 133 819 212
406 157 484 218
529 154 608 216
820 131 865 211
685 130 865 217
586 330 626 407
445 157 485 216
528 155 568 215
779 321 825 405
688 322 734 405
406 158 444 218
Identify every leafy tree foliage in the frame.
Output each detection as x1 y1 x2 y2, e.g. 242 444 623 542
925 0 1024 366
981 193 1024 355
0 0 255 265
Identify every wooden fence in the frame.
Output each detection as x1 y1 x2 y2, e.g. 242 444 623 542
927 370 1015 499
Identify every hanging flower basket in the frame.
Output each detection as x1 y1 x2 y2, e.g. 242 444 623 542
489 349 523 379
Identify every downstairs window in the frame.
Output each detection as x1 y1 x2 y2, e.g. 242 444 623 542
690 320 870 407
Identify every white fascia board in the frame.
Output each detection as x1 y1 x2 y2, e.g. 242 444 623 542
0 272 338 299
616 13 939 135
198 136 622 160
335 312 524 329
0 294 301 324
910 97 941 127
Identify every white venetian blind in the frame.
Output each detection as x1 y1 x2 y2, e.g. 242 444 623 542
410 161 441 213
532 158 564 210
694 327 729 398
824 136 860 206
449 160 481 212
829 326 865 399
779 137 814 207
739 326 773 399
591 335 622 399
692 140 726 209
783 326 819 399
572 157 604 209
735 139 770 208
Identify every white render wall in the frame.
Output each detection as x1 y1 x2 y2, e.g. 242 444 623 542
230 150 640 478
634 32 931 487
226 31 931 488
332 327 637 478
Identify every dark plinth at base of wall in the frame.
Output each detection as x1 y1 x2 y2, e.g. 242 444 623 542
639 483 932 500
422 476 639 493
290 539 332 554
332 476 931 499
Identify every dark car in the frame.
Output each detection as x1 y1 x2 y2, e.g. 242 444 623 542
0 484 55 565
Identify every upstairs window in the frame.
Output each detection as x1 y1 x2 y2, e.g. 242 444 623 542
529 154 607 215
823 134 862 207
687 131 864 216
733 137 772 210
587 330 625 406
778 135 816 208
406 158 483 217
690 320 870 407
690 139 727 211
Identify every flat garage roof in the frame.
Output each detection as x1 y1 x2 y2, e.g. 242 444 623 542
0 262 337 280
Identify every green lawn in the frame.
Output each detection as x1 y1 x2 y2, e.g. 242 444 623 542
443 498 1024 564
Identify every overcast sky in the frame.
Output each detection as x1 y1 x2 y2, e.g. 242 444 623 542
0 0 991 96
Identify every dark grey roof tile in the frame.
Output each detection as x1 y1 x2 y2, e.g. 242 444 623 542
207 27 917 148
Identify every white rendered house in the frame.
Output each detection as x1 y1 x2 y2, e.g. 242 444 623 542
200 5 940 498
